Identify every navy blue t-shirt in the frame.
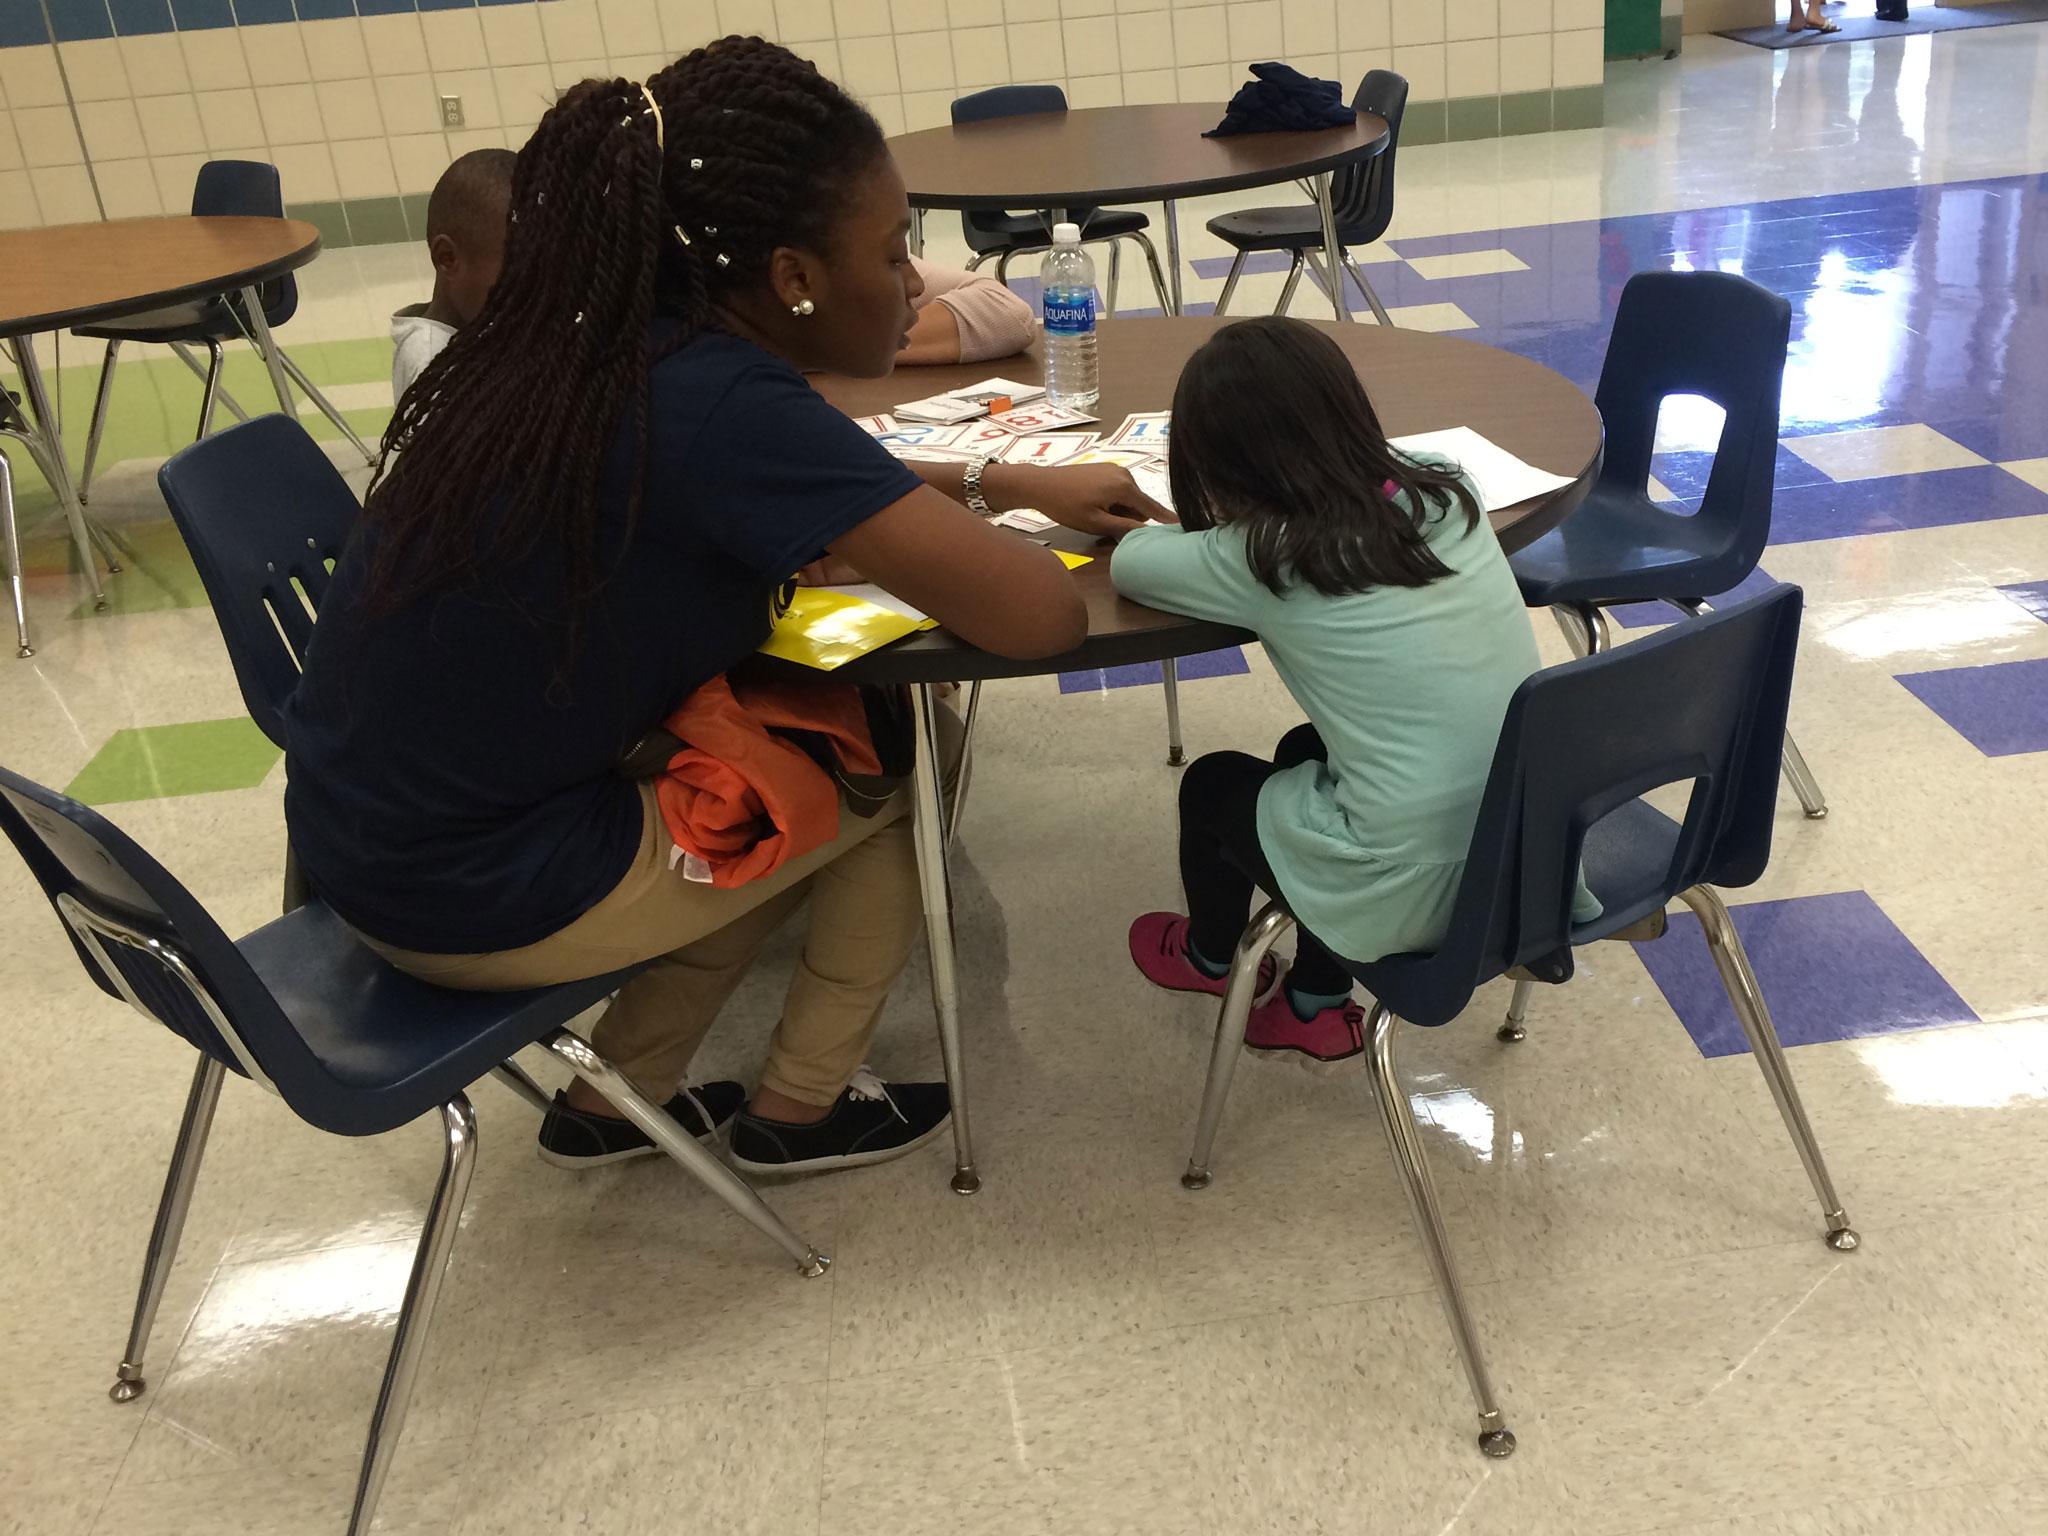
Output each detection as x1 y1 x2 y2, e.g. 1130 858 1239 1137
283 332 921 954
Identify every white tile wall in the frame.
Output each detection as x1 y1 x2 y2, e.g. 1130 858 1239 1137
2 0 1597 230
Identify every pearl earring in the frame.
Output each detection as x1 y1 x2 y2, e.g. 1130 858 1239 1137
791 299 816 317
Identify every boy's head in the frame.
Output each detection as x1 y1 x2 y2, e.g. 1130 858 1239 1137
426 148 516 327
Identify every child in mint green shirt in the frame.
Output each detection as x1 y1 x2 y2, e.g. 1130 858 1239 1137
1116 317 1598 1063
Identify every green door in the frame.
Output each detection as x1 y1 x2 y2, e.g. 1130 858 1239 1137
1606 0 1665 58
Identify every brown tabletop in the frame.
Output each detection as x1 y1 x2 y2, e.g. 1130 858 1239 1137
810 316 1602 686
0 215 323 336
888 103 1390 210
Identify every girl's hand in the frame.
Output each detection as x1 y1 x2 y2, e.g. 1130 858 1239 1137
987 462 1176 540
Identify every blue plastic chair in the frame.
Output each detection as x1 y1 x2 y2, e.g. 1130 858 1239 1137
1206 70 1408 324
1507 270 1828 818
72 160 375 507
0 765 828 1536
1179 586 1857 1457
950 85 1172 313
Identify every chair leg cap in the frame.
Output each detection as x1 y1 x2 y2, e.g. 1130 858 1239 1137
951 1168 982 1196
1826 1226 1860 1252
109 1378 145 1404
1180 1168 1212 1191
1496 1022 1527 1043
798 1251 831 1279
1803 806 1829 821
1478 1428 1516 1458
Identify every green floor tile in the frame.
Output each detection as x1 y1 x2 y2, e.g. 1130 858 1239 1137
65 718 282 806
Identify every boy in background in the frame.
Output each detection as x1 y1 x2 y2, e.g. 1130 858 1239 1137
390 148 516 400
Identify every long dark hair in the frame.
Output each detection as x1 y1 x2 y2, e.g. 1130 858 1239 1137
363 37 887 618
1167 316 1482 598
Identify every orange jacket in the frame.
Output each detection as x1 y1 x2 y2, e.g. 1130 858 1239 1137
653 674 882 889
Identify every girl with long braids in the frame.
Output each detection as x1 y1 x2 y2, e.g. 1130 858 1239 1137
284 37 1169 1174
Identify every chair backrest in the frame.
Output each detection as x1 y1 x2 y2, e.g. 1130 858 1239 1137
1595 270 1791 581
191 159 298 329
952 86 1069 250
1352 585 1804 1028
0 764 324 1100
157 416 361 746
1336 69 1407 243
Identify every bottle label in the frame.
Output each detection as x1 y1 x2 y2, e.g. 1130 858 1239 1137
1044 291 1096 337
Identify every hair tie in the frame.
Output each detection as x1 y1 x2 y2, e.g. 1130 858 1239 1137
636 83 663 151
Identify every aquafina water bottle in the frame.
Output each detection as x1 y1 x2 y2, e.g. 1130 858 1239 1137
1041 222 1100 409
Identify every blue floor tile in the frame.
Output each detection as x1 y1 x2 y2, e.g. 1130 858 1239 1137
1895 657 2048 757
1058 646 1250 694
1765 465 2048 546
1997 579 2048 625
1633 890 1978 1059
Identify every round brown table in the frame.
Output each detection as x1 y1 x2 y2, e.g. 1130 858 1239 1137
808 315 1601 1197
889 103 1389 321
0 215 322 655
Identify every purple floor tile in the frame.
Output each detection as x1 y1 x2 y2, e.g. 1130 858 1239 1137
1765 464 2048 546
1633 890 1978 1059
1997 579 2048 625
1895 656 2048 757
1188 251 1294 279
1058 646 1249 694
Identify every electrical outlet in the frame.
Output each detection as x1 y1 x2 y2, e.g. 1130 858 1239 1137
440 94 464 129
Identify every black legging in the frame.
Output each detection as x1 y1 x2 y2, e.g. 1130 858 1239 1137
1177 723 1353 998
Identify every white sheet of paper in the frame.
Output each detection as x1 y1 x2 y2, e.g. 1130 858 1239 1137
895 394 987 424
955 376 1048 407
1106 411 1172 448
993 508 1058 532
830 583 930 623
1130 463 1175 513
988 403 1096 432
997 431 1099 465
853 413 899 435
1387 426 1575 509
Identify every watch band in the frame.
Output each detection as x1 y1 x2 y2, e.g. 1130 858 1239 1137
962 454 995 518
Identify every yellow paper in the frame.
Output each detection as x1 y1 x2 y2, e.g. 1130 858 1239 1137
759 589 926 670
1055 549 1093 569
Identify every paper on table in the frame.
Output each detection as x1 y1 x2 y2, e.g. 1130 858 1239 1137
1387 426 1574 510
759 589 926 670
830 583 938 627
1130 462 1174 513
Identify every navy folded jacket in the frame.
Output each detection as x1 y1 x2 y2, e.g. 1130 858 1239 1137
1203 62 1357 138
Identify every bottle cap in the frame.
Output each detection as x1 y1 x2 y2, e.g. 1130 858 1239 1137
1052 221 1081 245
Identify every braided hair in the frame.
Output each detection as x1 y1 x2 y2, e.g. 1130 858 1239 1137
362 37 888 621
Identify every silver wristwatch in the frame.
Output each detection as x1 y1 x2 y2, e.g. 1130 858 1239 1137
962 454 995 518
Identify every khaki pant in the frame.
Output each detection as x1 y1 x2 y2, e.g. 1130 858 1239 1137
366 710 958 1107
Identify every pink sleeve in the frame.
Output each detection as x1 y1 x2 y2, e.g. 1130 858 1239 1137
912 257 1038 363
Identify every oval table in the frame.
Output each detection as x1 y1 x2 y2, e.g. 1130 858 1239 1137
0 215 322 655
808 316 1603 1194
889 102 1390 321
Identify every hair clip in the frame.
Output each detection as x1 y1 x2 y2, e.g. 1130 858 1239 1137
703 224 717 235
674 225 691 246
715 253 729 267
689 157 704 170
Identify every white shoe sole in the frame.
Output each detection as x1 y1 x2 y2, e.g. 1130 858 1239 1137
728 1112 953 1178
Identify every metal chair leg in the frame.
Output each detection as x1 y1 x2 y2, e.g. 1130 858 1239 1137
1106 239 1122 316
1182 903 1294 1189
1275 253 1306 315
77 341 121 507
279 351 376 466
1550 602 1610 658
172 341 250 425
546 1030 830 1273
1161 659 1186 766
1676 885 1858 1252
195 340 225 439
1363 1004 1517 1457
1498 977 1533 1043
2 449 30 658
1130 230 1173 314
911 684 979 1194
110 1054 226 1403
490 1058 553 1115
1213 251 1248 316
1346 258 1396 327
944 678 982 853
996 250 1014 286
964 250 992 273
1780 733 1828 821
345 1096 476 1536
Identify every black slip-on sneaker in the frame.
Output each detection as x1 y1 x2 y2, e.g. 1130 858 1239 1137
536 1081 747 1169
726 1069 951 1176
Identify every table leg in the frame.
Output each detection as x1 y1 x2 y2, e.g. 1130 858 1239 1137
910 207 925 258
1162 198 1185 316
911 683 979 1195
239 286 296 416
1315 174 1352 323
8 335 107 610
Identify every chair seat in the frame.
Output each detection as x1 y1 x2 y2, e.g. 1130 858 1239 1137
237 901 641 1137
1508 484 1755 607
968 206 1149 249
74 297 241 345
1206 204 1375 254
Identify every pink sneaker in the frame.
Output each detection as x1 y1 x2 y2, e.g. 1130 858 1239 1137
1128 912 1278 998
1245 989 1367 1064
